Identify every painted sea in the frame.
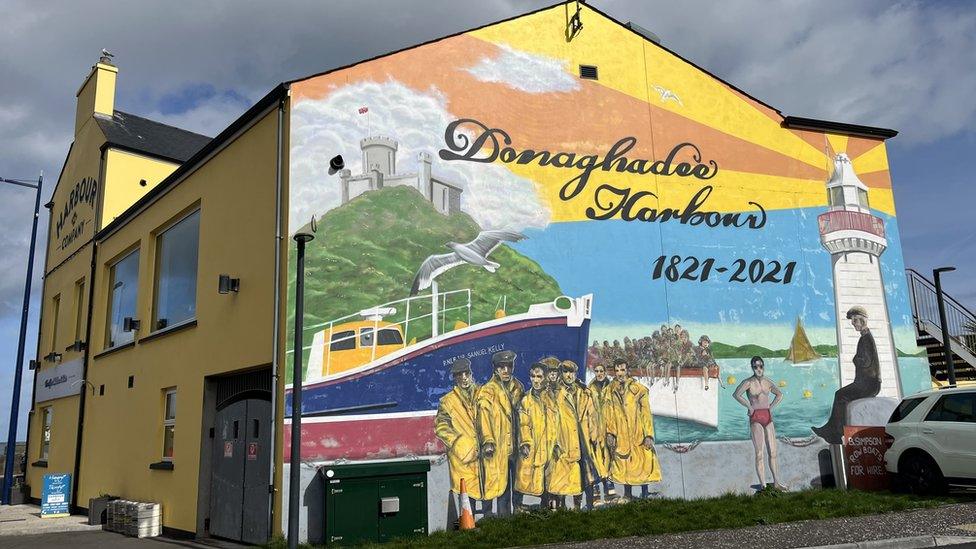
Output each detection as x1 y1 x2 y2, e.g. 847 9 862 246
646 356 931 443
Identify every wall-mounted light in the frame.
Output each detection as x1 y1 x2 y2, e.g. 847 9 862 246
218 274 240 294
123 317 141 332
66 340 87 352
43 352 62 363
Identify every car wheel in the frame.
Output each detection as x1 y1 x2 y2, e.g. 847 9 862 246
902 453 946 496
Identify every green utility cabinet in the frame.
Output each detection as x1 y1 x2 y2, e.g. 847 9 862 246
320 460 430 545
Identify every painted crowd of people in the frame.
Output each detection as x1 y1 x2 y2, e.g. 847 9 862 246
587 324 720 390
434 350 661 515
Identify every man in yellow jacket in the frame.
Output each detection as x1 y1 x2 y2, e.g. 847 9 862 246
477 350 524 515
515 363 555 505
538 356 561 509
434 358 485 503
587 362 617 505
549 360 601 509
606 358 661 500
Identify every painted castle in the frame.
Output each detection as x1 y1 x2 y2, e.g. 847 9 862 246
338 136 463 215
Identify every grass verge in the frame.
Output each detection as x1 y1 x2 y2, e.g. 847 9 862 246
268 489 960 549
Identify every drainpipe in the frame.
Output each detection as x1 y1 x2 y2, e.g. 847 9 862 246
71 148 106 511
267 91 287 539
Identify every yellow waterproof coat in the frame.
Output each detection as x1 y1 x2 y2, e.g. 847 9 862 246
549 383 599 496
606 378 662 485
434 384 484 499
477 376 524 500
515 389 555 496
587 378 613 479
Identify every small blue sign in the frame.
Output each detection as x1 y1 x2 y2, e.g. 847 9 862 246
41 473 71 517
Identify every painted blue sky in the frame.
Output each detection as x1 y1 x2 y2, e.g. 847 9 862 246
1 0 974 439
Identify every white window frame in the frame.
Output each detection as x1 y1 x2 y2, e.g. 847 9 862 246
40 407 52 461
162 388 176 462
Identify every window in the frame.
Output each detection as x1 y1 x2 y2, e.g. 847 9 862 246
857 188 870 208
889 397 925 423
828 187 844 207
73 278 86 342
360 328 375 348
162 389 176 461
153 210 200 330
330 330 356 351
106 249 140 348
50 294 61 353
925 393 976 423
40 407 52 460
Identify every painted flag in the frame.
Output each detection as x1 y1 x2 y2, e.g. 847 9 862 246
358 106 369 115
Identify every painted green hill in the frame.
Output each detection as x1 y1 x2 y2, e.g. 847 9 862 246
286 186 562 364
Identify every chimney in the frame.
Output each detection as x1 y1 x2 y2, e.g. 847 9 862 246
75 52 118 136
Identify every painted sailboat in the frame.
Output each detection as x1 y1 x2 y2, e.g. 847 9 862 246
785 317 820 367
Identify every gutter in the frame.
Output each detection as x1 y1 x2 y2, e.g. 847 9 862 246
782 116 898 140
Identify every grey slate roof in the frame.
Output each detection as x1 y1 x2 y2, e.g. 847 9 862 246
95 110 211 163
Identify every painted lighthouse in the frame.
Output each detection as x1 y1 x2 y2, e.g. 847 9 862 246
818 153 901 398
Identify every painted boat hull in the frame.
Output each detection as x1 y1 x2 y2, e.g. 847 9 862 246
285 296 592 461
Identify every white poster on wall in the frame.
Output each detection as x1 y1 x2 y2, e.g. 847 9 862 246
35 358 83 403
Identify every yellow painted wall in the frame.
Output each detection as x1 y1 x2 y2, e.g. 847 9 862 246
46 122 104 269
99 149 179 227
78 107 280 533
25 251 90 494
24 395 80 495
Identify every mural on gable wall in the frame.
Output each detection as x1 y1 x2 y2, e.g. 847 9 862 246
284 5 928 511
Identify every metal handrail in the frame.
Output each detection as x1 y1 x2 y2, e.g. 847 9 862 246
906 269 976 356
285 289 474 376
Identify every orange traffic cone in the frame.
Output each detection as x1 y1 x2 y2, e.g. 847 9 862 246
458 478 477 531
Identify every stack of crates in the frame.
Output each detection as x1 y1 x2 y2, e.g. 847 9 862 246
103 500 162 538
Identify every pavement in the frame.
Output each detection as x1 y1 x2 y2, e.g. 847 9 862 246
0 504 245 548
555 503 976 549
0 503 101 537
3 502 976 548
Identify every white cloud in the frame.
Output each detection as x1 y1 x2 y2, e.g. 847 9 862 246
464 43 579 93
289 79 550 233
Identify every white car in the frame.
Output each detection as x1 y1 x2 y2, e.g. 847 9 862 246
884 386 976 494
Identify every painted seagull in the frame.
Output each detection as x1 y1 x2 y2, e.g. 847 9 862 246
410 229 526 295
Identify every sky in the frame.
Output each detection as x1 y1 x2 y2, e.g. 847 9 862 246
1 0 974 440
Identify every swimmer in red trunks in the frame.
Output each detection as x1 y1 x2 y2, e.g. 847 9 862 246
733 356 786 491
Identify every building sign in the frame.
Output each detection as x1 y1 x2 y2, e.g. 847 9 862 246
35 357 84 403
41 473 72 518
53 176 97 252
843 426 891 491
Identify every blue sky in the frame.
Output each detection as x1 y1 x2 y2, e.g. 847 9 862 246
1 0 974 441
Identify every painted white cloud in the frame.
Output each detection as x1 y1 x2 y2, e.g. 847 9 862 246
289 78 550 233
464 43 579 94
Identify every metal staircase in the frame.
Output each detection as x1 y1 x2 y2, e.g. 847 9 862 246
906 269 976 382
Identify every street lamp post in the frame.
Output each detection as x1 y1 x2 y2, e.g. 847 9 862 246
2 173 43 505
288 217 315 549
933 266 957 386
